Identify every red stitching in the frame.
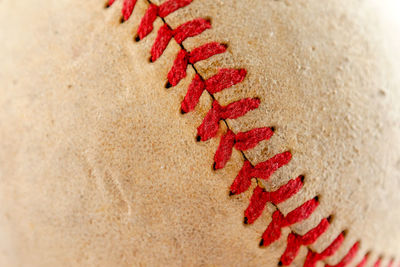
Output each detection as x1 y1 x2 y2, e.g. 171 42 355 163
234 127 274 150
167 45 228 87
137 4 159 39
197 98 260 141
122 0 138 21
173 18 211 44
181 74 204 113
105 0 394 265
260 197 319 247
244 176 304 225
356 254 369 267
151 24 173 61
189 42 227 64
213 127 274 170
325 242 360 267
167 49 188 86
304 233 345 267
374 257 383 267
180 68 246 113
230 151 292 195
205 68 247 93
158 0 192 18
280 218 330 265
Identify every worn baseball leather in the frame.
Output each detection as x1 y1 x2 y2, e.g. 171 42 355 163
0 0 399 266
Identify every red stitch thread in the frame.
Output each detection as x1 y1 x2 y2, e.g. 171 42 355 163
197 98 260 141
213 130 236 170
158 0 192 18
181 74 205 113
260 197 319 247
244 176 304 225
213 127 274 170
356 254 369 267
189 42 227 64
325 242 360 267
122 0 138 21
234 127 274 151
205 69 247 93
137 4 159 39
279 218 330 265
167 44 228 87
167 49 189 86
151 24 173 61
304 233 345 267
173 18 211 44
230 151 292 195
180 68 245 113
374 258 382 267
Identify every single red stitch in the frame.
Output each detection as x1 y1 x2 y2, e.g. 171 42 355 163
159 0 192 18
181 74 205 113
280 218 330 266
213 130 235 170
205 69 247 94
356 254 369 267
151 24 173 62
325 242 360 267
122 0 138 21
189 42 227 64
374 258 382 267
137 4 159 40
234 127 274 151
167 49 189 86
244 176 304 225
230 151 292 195
197 98 260 141
260 197 319 247
173 18 211 44
304 233 345 267
388 259 394 267
213 127 274 170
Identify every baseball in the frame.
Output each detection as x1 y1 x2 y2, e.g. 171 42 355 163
0 0 399 266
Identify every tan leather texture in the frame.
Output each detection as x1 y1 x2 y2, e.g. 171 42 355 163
0 0 399 266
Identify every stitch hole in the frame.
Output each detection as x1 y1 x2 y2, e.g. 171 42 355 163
314 195 320 202
327 214 334 223
120 17 125 24
212 162 217 171
134 35 140 42
180 108 186 115
342 229 349 237
148 57 153 63
243 216 248 225
270 126 275 132
196 135 201 142
278 261 283 266
104 2 111 8
165 81 172 89
299 175 305 183
205 17 212 24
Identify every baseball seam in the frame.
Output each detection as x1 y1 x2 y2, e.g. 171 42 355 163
104 0 393 266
